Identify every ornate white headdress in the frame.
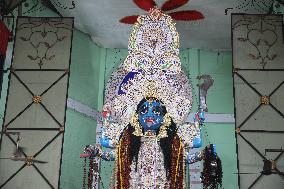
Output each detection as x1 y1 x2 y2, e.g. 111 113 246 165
103 8 193 142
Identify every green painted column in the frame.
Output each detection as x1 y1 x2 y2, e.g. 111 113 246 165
60 30 102 189
199 50 238 189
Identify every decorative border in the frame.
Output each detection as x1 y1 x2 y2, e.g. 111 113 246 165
232 14 283 69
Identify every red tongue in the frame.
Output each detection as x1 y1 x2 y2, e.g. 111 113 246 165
145 119 154 123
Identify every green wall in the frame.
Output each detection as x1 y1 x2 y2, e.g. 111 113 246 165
59 30 105 189
181 49 237 189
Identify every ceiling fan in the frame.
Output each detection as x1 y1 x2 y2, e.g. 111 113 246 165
235 159 284 178
0 131 48 164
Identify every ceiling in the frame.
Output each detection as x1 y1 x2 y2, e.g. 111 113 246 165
51 0 274 50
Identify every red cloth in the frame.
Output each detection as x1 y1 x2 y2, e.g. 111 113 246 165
0 21 12 55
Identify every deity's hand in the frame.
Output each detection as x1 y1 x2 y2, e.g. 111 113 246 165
191 111 205 148
80 145 100 158
194 110 205 126
100 136 115 148
186 144 217 164
80 145 115 161
186 150 203 164
193 135 202 148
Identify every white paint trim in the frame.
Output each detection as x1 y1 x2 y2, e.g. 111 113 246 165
67 98 102 121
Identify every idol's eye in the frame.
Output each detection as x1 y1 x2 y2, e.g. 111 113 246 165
153 107 162 115
138 105 148 115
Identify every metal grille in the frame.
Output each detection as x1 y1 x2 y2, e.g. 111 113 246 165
0 17 73 189
232 14 284 189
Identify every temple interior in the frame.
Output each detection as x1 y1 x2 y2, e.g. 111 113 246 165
0 1 284 189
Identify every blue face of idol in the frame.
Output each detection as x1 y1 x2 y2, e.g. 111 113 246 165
138 100 164 132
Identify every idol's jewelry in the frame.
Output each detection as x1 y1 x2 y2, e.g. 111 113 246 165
157 113 171 140
144 80 159 100
130 112 143 136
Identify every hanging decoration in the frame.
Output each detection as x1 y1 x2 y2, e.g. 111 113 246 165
80 157 100 189
201 144 223 189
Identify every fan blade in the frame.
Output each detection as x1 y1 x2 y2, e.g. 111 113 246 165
0 131 20 135
0 157 25 161
133 0 156 11
11 157 26 161
169 10 204 21
120 15 139 24
161 0 189 11
233 172 259 175
1 156 48 163
32 159 48 164
14 147 26 157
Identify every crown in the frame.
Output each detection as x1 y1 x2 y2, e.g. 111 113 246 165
144 80 159 99
148 7 163 21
